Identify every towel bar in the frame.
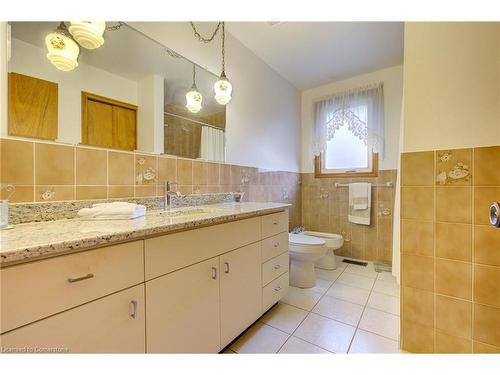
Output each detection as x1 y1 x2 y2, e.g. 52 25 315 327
334 182 393 188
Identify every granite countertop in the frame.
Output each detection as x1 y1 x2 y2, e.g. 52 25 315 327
0 202 290 266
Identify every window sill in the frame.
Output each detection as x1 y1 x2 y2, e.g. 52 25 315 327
313 154 379 178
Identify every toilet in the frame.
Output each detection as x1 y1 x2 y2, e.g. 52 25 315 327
288 233 327 288
302 231 344 270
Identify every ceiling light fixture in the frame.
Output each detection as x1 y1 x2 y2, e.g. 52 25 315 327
185 64 203 113
45 22 80 71
213 22 232 105
68 21 106 49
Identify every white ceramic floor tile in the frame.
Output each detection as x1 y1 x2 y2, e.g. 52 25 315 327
230 322 289 353
326 282 371 305
335 256 348 269
367 292 400 316
294 313 356 353
349 329 400 353
312 295 364 326
336 272 376 291
309 278 334 294
315 268 344 282
358 307 400 340
344 264 378 279
282 286 323 311
278 336 331 354
372 279 400 297
377 271 397 283
260 302 308 334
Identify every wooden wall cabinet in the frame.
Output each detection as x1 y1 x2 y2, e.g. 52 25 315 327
82 92 137 151
8 72 58 140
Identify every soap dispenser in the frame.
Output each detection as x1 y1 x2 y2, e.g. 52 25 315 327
0 184 15 230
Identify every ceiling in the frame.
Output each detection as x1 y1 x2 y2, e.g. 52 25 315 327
226 22 404 90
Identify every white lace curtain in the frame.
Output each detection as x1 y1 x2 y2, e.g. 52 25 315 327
200 126 225 162
313 83 385 159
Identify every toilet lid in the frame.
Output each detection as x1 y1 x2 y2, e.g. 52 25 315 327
289 233 325 246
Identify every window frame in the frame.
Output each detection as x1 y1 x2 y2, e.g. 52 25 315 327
314 152 379 178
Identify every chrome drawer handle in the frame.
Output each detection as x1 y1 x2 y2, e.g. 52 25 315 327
224 262 230 274
273 264 281 270
67 273 94 283
212 267 217 280
274 286 282 292
130 300 138 319
273 242 280 248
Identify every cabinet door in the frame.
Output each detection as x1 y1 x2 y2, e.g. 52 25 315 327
220 242 262 347
0 285 145 353
146 257 220 353
112 106 136 151
84 99 114 148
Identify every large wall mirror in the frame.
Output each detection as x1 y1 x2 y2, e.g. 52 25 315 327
7 21 226 162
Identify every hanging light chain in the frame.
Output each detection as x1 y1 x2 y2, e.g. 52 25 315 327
189 21 222 43
221 22 226 74
106 22 124 32
192 64 197 88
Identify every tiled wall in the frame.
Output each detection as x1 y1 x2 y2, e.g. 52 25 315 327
0 138 301 229
400 146 500 353
301 170 397 263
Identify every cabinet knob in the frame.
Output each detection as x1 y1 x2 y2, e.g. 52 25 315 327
211 267 217 280
273 221 279 225
273 264 281 270
224 262 230 274
273 242 280 248
130 300 138 319
67 273 94 283
274 286 282 292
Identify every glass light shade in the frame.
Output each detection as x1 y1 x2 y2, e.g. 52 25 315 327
45 32 80 71
185 88 203 113
214 76 232 105
69 21 106 49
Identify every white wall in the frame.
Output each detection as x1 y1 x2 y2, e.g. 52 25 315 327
5 38 138 145
300 65 404 172
403 22 500 151
130 22 301 172
137 74 164 153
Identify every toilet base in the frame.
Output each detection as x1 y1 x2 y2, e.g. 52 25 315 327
315 249 337 270
290 259 316 288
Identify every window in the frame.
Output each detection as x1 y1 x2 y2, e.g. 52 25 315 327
313 84 383 178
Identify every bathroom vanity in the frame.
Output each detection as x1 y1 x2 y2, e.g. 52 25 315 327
0 203 290 353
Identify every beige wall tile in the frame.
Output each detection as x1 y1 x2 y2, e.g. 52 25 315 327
435 332 472 353
402 286 434 327
135 185 157 197
401 151 435 186
402 319 434 353
1 185 33 203
108 151 134 185
108 186 134 199
157 156 177 183
435 222 472 261
474 225 500 267
34 186 74 202
0 138 33 185
436 295 472 338
436 259 472 300
436 187 472 223
219 164 231 185
76 148 107 185
401 187 434 220
178 185 193 195
193 161 207 187
474 187 500 225
35 143 75 185
474 146 500 186
230 165 242 186
135 154 157 185
474 303 500 347
436 148 472 186
474 265 500 307
402 254 434 291
401 219 434 256
473 341 500 353
76 186 107 200
206 162 220 185
177 159 193 185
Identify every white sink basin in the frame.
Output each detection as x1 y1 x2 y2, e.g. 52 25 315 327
302 231 344 249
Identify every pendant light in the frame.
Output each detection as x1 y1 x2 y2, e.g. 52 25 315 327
68 21 106 50
45 22 80 71
214 22 232 105
185 64 203 113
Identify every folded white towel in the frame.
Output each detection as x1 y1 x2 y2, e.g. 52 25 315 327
78 202 146 220
348 183 372 225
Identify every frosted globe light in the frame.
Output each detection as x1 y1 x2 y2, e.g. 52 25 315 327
185 88 203 113
69 21 106 49
214 74 232 105
45 31 79 71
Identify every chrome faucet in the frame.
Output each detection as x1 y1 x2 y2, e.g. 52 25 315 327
164 181 179 209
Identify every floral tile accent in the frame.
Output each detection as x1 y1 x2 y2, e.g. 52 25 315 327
436 149 472 186
135 155 157 185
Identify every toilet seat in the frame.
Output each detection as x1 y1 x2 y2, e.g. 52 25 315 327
289 233 326 255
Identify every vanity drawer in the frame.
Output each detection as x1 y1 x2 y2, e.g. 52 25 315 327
261 211 288 239
262 252 289 286
262 272 289 312
0 241 144 334
261 232 288 262
145 217 261 280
